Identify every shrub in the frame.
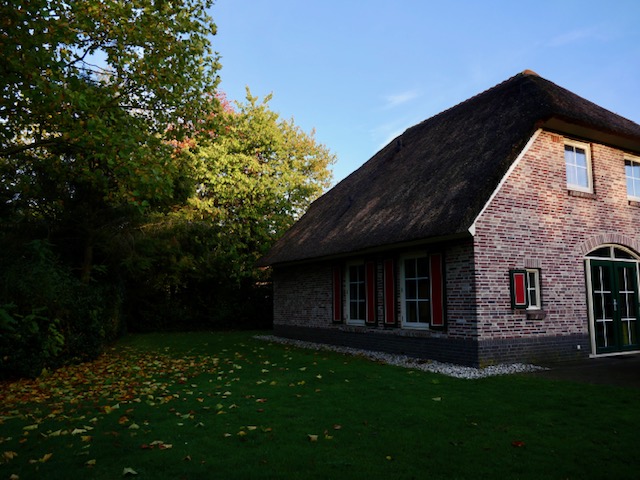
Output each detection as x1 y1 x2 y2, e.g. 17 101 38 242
0 239 124 379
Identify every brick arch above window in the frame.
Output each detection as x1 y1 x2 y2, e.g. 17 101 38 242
578 234 640 257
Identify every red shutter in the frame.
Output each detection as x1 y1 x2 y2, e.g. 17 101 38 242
430 254 444 327
365 261 376 325
383 259 396 326
509 270 528 309
332 266 343 323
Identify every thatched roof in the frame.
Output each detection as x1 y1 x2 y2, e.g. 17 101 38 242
259 70 640 266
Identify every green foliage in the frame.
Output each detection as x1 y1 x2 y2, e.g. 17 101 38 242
0 240 123 379
1 0 220 281
0 0 334 362
122 92 334 331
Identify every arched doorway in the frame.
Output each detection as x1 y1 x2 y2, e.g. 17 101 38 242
585 245 640 355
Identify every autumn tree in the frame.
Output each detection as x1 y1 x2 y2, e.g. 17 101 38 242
0 0 220 376
124 91 335 330
0 0 220 281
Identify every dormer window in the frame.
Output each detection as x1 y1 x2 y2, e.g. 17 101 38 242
564 140 592 193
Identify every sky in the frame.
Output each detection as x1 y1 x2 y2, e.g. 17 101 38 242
210 0 640 184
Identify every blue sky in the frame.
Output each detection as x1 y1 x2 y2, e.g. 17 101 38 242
211 0 640 183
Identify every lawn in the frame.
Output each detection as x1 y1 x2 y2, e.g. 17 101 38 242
1 332 639 480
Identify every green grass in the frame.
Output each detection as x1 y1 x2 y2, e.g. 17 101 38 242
2 331 639 479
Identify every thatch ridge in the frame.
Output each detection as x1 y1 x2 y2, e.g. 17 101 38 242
259 71 640 266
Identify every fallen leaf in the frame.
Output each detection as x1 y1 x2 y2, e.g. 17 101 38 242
308 434 318 442
86 459 97 467
122 467 138 476
40 453 53 463
512 440 526 448
23 425 38 431
432 397 442 402
3 451 18 461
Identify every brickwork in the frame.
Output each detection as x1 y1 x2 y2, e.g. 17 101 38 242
473 130 640 362
272 130 640 365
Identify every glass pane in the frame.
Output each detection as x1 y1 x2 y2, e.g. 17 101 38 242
418 279 430 299
596 319 615 349
418 300 430 323
564 145 574 161
575 148 587 167
406 280 417 300
576 167 588 187
416 257 429 277
358 282 365 299
566 164 577 185
350 303 358 320
350 282 358 299
404 259 416 278
588 247 611 258
634 179 640 197
406 301 417 322
614 248 634 259
349 265 358 281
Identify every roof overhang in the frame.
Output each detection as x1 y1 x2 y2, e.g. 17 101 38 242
266 232 472 268
541 117 640 155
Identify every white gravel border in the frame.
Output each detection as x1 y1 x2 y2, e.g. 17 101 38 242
255 335 547 379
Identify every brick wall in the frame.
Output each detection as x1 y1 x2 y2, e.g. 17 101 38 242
272 129 640 365
473 130 640 361
273 263 333 328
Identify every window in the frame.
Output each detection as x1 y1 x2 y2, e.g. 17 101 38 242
400 254 444 329
526 269 541 310
346 263 366 325
564 141 592 192
625 158 640 200
509 269 542 310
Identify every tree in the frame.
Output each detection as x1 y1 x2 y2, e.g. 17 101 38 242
0 0 220 281
123 91 335 330
0 0 220 375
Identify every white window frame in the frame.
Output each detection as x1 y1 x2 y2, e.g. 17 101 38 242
526 269 541 310
564 140 593 193
624 155 640 201
345 261 366 326
400 254 430 330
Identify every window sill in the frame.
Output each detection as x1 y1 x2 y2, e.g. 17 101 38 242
401 323 430 331
567 189 596 199
526 310 546 320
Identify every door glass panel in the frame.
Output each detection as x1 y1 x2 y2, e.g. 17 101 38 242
593 264 615 350
617 265 638 347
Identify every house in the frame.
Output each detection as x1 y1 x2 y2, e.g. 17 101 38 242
257 70 640 367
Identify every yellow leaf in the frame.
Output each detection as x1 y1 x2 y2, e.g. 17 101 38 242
122 467 138 476
23 425 38 431
3 451 18 461
86 459 97 467
307 434 318 442
71 428 87 435
247 426 257 431
40 453 53 463
81 435 92 442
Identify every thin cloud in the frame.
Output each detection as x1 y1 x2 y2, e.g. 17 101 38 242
547 27 604 47
383 89 421 109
